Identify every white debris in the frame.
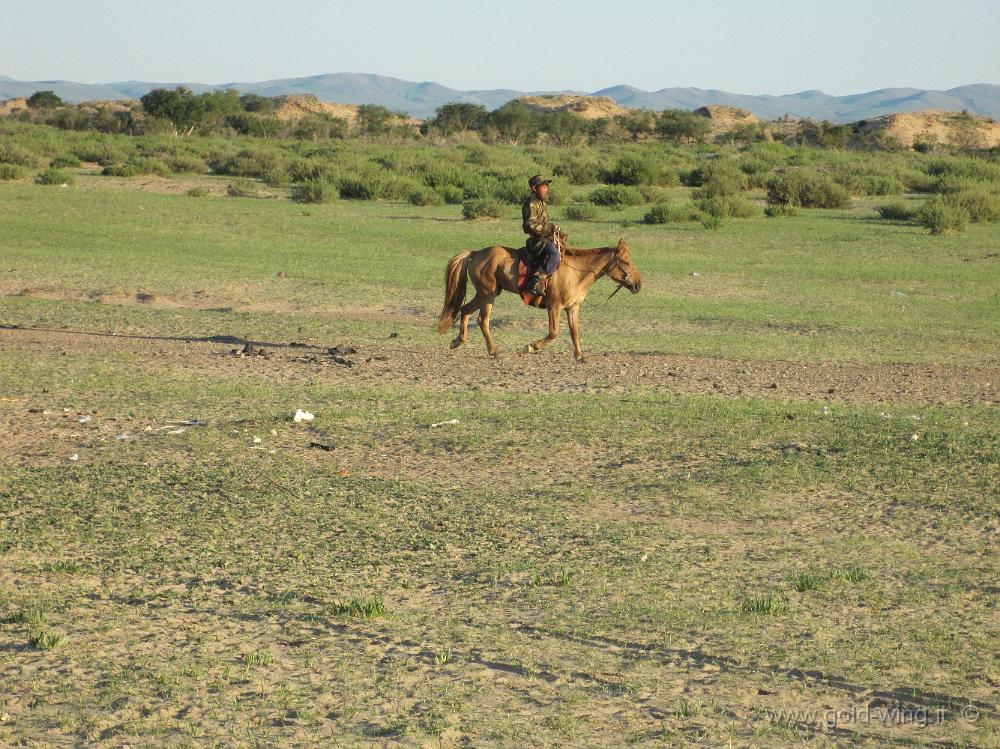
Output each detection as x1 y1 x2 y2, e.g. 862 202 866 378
77 415 91 423
253 436 262 444
430 419 460 428
69 454 79 461
293 409 315 423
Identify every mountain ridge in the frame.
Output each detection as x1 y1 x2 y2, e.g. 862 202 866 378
1 72 997 122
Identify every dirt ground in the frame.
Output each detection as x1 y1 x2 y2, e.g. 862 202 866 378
2 325 997 407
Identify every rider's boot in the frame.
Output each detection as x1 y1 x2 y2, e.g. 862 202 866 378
530 272 550 296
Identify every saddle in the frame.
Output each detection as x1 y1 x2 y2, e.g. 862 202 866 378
515 248 547 309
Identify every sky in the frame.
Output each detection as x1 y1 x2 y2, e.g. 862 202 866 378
2 0 998 95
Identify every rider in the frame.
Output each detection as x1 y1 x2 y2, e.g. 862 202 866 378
522 175 563 295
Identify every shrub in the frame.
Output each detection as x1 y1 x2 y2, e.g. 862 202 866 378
935 188 1000 223
876 202 919 221
0 144 42 168
764 203 797 218
27 90 64 109
605 155 657 185
436 184 464 204
260 167 290 188
226 178 260 198
588 184 645 208
0 163 26 180
35 168 73 186
554 157 602 185
701 212 725 230
213 148 285 179
290 177 337 203
918 198 968 234
186 186 209 197
409 189 444 206
643 203 694 224
50 153 82 169
564 203 600 221
101 162 139 177
859 175 904 196
73 143 129 166
462 199 503 220
165 153 208 174
767 170 849 208
686 160 748 192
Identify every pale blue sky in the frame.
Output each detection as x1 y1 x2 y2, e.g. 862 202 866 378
2 0 997 94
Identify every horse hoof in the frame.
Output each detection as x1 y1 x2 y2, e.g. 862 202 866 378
576 355 587 364
449 339 462 350
521 344 535 354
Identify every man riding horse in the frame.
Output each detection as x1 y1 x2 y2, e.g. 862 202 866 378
522 175 565 296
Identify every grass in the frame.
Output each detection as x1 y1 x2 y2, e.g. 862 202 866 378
0 141 997 747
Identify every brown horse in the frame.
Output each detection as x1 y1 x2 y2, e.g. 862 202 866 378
437 239 642 361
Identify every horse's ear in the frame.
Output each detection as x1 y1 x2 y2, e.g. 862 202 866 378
617 236 625 248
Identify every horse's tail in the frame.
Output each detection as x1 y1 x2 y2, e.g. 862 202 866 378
437 250 472 333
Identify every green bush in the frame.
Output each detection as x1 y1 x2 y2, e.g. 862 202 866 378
0 163 26 180
73 143 130 166
588 184 645 208
685 160 748 193
290 177 337 203
50 153 82 169
918 198 968 234
564 203 600 221
102 156 170 177
436 184 465 204
165 153 208 174
643 203 700 224
409 188 444 206
859 175 904 196
260 167 290 188
35 168 73 185
701 212 725 230
462 199 503 220
226 178 260 198
605 155 657 186
764 203 797 218
213 148 285 179
696 194 759 219
766 170 849 208
101 162 139 177
876 202 920 221
554 157 602 184
941 189 1000 223
186 186 209 197
0 143 42 168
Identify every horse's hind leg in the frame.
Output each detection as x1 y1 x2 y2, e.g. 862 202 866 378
478 299 498 357
450 293 483 349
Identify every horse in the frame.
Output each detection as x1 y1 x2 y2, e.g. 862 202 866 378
437 238 642 361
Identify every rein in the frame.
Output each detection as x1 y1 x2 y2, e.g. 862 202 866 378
559 245 632 305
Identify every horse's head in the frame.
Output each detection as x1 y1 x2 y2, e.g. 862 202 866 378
607 238 642 293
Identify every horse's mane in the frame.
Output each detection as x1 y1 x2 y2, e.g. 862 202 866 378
562 245 617 257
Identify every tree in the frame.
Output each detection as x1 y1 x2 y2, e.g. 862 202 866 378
139 87 240 135
430 103 487 135
140 87 202 135
355 104 396 136
484 102 540 144
543 111 586 146
615 109 655 141
27 90 64 109
655 109 710 144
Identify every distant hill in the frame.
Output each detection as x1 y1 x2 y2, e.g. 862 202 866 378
1 72 998 122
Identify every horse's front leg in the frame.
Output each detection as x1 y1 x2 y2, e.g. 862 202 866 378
566 305 584 362
523 304 561 354
478 299 498 357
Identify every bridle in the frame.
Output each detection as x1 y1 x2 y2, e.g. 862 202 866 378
559 243 635 303
604 246 634 298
